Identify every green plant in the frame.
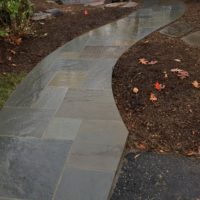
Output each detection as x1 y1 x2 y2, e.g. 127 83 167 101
0 0 33 36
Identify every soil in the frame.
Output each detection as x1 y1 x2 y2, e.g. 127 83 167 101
112 0 200 156
0 0 137 73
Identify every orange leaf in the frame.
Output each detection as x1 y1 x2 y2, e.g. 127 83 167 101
150 93 157 101
139 58 148 65
192 80 200 88
154 81 161 91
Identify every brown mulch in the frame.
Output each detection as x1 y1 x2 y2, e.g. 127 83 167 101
112 0 200 156
0 0 137 73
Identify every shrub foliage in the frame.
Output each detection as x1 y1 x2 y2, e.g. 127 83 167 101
0 0 33 36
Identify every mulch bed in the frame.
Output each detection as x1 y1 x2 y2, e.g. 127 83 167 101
0 0 137 73
112 0 200 156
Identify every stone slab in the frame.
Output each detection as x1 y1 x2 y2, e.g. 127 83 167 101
67 141 123 172
76 119 128 146
80 46 126 59
56 101 121 120
55 167 114 200
111 152 200 200
31 86 67 110
49 71 87 88
43 117 82 140
0 137 71 200
60 89 114 103
0 108 54 138
182 31 200 47
160 21 193 37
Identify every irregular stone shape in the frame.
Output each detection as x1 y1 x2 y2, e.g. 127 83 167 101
45 8 64 17
160 21 193 37
0 137 71 200
32 12 52 21
111 152 200 200
0 107 54 138
67 141 123 171
43 117 82 140
55 167 114 200
182 31 200 47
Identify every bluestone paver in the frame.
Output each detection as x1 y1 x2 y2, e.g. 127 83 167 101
0 0 185 199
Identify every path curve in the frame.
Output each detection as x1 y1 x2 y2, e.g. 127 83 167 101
0 1 185 200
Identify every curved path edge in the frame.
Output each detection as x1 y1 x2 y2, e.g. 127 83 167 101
0 1 185 200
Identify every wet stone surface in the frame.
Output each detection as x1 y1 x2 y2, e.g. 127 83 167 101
160 21 194 37
111 152 200 200
0 137 71 200
182 31 200 47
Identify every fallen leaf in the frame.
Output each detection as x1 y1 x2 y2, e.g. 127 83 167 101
174 59 181 62
137 143 146 150
7 56 12 61
163 71 168 78
192 80 200 88
139 58 148 65
171 68 189 79
177 70 189 79
171 68 182 73
148 60 158 65
11 63 17 67
150 93 157 101
14 37 22 45
154 81 161 91
154 81 165 91
9 49 16 55
133 87 139 94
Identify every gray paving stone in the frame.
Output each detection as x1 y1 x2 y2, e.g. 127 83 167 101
0 137 71 200
182 31 200 47
76 119 128 146
55 167 114 200
61 89 115 103
0 108 54 138
81 65 113 89
49 71 87 88
67 141 123 172
160 21 193 37
80 46 127 59
43 117 81 140
56 101 120 120
31 86 67 110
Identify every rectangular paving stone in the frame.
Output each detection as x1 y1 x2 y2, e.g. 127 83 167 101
80 46 127 59
31 86 67 110
76 119 128 146
55 167 114 200
160 21 193 37
67 141 123 172
49 71 87 88
56 101 121 120
0 107 54 138
43 117 81 141
61 89 115 103
0 137 71 200
81 65 113 89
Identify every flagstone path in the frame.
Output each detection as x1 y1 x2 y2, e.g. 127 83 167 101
0 1 185 199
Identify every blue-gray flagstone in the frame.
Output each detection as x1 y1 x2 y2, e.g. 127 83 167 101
0 0 185 199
